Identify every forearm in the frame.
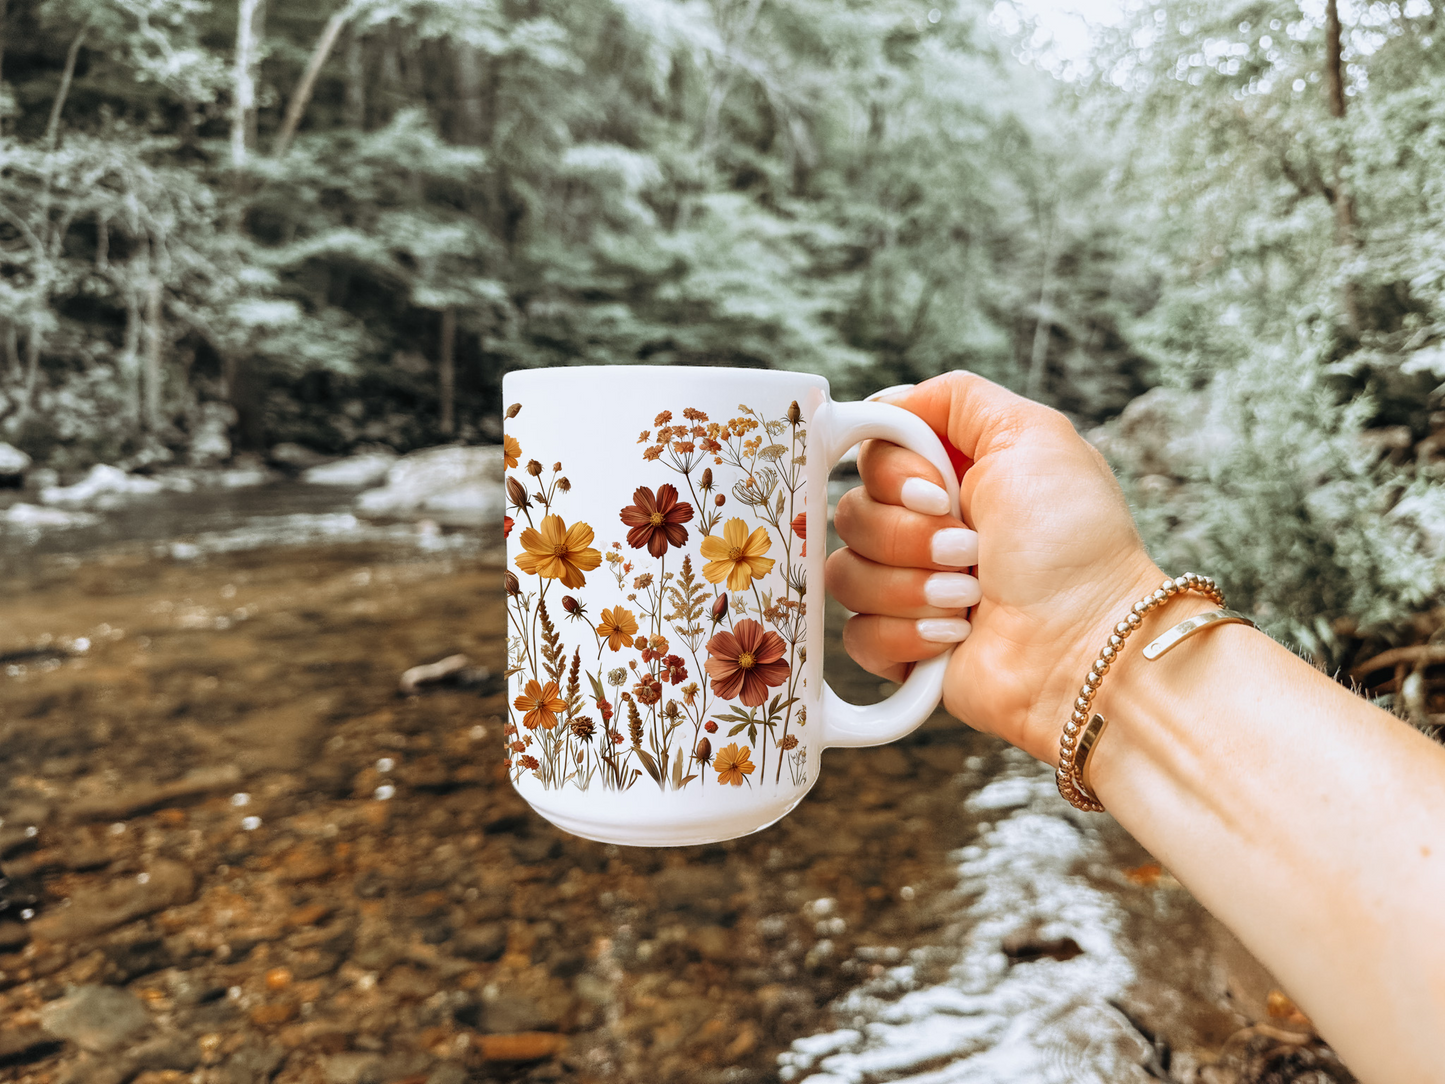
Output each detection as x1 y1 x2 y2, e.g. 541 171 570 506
1088 596 1445 1083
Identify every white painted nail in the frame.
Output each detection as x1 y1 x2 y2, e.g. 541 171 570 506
923 573 980 609
917 617 972 643
867 383 917 403
900 477 950 517
931 528 979 567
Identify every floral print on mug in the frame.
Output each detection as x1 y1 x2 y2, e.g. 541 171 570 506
504 402 810 794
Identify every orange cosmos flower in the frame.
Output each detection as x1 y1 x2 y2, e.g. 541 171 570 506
699 517 775 591
514 679 566 730
514 514 602 589
503 434 521 469
714 743 754 786
597 606 639 652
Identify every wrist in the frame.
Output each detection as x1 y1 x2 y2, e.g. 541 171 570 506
1035 565 1223 769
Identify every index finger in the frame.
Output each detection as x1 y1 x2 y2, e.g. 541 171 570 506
878 371 1058 464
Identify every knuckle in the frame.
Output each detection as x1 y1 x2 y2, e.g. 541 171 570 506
833 485 863 535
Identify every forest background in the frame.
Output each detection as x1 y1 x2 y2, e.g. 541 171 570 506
1 0 1443 677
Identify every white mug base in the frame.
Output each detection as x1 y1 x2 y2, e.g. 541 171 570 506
518 781 816 848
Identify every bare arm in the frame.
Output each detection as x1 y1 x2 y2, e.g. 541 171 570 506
827 371 1445 1083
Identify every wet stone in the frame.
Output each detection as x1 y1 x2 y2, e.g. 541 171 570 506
127 1031 202 1073
475 994 555 1034
30 860 196 943
0 1027 62 1065
39 985 151 1052
454 922 507 962
651 866 735 919
224 1040 286 1084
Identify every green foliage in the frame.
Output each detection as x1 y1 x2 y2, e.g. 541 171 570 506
1 0 1155 465
1090 0 1445 653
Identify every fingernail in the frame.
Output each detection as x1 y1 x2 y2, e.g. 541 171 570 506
900 477 950 516
917 617 972 643
867 383 916 403
931 527 979 567
923 572 980 609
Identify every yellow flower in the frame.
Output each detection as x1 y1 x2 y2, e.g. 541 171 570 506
714 743 755 786
700 518 775 591
597 606 639 652
503 434 521 469
515 514 602 589
514 679 566 730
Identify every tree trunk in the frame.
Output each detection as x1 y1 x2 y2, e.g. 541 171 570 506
438 307 456 437
379 25 402 125
454 41 484 145
0 0 9 91
231 0 263 168
1325 0 1347 120
143 276 163 432
1324 0 1362 336
12 316 42 430
344 28 366 129
3 323 18 382
1026 216 1057 401
119 278 142 426
273 4 353 157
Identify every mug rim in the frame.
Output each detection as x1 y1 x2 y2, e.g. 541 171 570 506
503 364 830 389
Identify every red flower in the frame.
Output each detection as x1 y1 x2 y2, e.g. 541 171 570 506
619 484 694 557
661 654 687 685
504 515 514 538
704 618 791 707
791 511 806 557
634 673 663 706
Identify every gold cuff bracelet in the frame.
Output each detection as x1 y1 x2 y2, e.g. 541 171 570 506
1056 574 1253 813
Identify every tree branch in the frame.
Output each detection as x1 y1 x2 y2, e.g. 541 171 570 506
273 3 356 157
44 26 87 151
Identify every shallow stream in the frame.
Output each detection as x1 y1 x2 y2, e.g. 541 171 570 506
0 483 1340 1084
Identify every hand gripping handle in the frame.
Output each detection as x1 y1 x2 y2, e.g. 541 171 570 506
813 398 961 748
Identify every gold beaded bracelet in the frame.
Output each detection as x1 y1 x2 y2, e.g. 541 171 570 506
1056 573 1229 813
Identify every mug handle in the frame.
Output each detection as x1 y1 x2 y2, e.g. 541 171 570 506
812 397 962 748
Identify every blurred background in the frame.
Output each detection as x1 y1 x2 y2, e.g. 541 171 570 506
0 1 1442 1083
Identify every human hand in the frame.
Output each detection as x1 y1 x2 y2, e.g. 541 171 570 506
826 371 1181 763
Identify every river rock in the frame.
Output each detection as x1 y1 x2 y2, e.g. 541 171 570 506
29 859 196 942
3 503 102 529
399 654 471 695
40 465 165 508
355 445 504 527
127 1031 202 1073
477 994 555 1034
652 866 736 919
1085 386 1231 482
65 764 243 822
269 442 332 470
474 1033 566 1062
0 442 30 483
0 921 28 951
189 403 236 466
39 985 150 1052
454 922 507 963
303 453 397 487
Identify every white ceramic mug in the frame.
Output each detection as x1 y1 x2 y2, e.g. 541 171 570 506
501 365 959 846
